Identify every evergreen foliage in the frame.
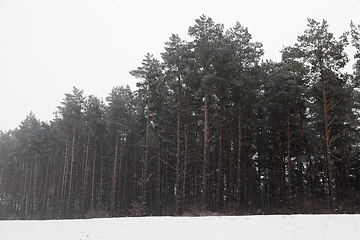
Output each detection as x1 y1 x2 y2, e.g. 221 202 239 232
0 17 359 219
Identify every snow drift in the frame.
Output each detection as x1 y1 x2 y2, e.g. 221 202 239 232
0 215 359 240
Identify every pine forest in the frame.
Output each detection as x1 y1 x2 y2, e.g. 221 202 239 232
1 16 360 219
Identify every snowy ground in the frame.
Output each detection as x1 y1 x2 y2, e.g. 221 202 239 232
0 215 359 240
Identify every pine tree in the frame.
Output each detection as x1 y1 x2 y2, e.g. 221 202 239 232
188 15 225 209
290 19 350 209
226 22 263 208
106 86 134 215
130 54 163 214
56 87 85 217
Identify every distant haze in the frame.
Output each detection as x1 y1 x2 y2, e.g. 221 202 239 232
1 0 359 131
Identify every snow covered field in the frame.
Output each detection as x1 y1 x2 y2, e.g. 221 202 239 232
0 214 359 240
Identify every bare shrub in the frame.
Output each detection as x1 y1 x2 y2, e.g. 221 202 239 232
6 213 24 220
129 200 144 217
182 205 221 217
84 209 110 219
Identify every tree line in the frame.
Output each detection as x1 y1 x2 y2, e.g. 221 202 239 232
1 16 360 219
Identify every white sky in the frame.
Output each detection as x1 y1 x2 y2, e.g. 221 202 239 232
1 0 360 131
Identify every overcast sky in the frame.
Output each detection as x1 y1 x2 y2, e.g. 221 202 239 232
1 0 360 131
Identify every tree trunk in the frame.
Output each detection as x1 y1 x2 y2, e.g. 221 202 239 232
287 97 291 180
165 125 169 209
91 151 96 211
175 75 181 212
156 136 161 206
68 120 76 214
33 154 38 215
111 131 119 213
0 163 5 212
237 93 242 207
83 118 91 211
202 85 209 208
320 68 336 208
217 89 224 210
273 112 280 207
182 86 191 209
60 131 69 216
142 79 151 211
100 143 104 209
194 114 198 204
226 112 233 205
